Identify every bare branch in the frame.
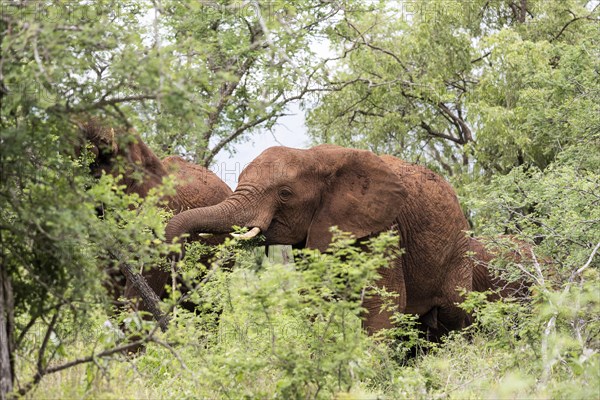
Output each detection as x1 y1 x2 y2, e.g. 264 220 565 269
574 240 600 277
541 314 557 383
204 111 283 167
345 19 410 74
32 31 53 87
248 0 295 66
426 140 454 175
437 102 473 142
17 337 153 397
471 51 492 64
420 121 464 145
151 339 189 372
202 56 260 144
49 94 157 114
78 94 157 111
551 6 600 42
34 311 60 387
115 259 170 332
529 247 546 287
202 62 331 166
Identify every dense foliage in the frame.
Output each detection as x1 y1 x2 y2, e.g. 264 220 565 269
1 0 598 399
307 0 599 178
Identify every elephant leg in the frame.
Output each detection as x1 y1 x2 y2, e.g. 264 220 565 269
435 303 469 335
433 261 472 336
361 266 407 335
361 294 396 334
419 307 441 342
418 307 456 343
420 306 438 330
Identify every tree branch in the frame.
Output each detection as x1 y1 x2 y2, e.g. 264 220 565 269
574 240 600 277
17 335 155 397
437 102 472 143
75 94 157 112
427 141 454 175
33 311 60 390
115 260 169 332
550 6 599 42
344 19 410 74
198 19 268 162
203 111 283 167
202 62 330 166
49 94 157 114
420 121 464 144
471 51 492 64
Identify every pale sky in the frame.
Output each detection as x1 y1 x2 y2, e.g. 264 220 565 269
211 102 311 189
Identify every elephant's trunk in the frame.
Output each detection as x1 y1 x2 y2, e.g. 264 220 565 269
166 201 234 243
165 192 270 245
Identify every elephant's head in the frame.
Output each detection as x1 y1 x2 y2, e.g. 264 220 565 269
166 145 405 252
77 119 165 193
77 119 121 179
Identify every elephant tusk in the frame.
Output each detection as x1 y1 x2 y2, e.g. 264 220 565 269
231 227 261 240
197 233 213 238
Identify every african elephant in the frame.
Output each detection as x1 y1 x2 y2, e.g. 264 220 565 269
165 144 473 335
79 119 232 310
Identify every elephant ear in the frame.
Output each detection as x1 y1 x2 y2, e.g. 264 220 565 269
306 146 406 252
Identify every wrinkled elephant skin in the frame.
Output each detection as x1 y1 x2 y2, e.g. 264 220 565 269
166 145 473 335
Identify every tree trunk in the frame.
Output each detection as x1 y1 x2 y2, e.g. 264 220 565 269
118 262 170 332
0 263 14 400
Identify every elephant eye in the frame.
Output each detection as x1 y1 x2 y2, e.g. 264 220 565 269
278 187 293 201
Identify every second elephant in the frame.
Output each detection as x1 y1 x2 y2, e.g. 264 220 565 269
166 144 473 334
79 119 232 311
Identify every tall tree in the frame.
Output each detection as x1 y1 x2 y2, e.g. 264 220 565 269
307 0 599 177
